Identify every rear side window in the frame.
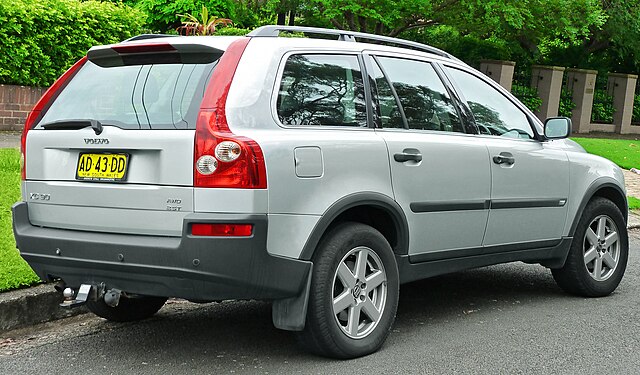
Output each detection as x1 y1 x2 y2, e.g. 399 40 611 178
376 57 462 133
38 60 216 130
277 54 367 127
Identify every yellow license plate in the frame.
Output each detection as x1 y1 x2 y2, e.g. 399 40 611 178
76 153 129 181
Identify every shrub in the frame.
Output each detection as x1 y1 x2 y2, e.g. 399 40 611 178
511 83 542 113
136 0 236 32
0 0 146 87
591 89 615 123
215 27 251 36
558 89 576 118
633 94 640 124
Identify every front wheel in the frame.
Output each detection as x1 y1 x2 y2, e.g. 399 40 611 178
552 197 628 297
296 222 399 359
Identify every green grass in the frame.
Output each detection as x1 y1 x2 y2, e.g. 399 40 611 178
571 137 640 170
0 149 40 292
629 196 640 210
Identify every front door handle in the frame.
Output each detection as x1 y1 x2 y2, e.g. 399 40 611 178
492 152 515 165
394 151 422 163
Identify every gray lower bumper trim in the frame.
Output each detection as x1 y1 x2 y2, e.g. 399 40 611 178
12 202 311 302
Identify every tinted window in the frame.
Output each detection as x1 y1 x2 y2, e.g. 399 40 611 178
277 54 367 127
376 57 462 132
445 67 534 139
39 61 215 130
370 60 403 129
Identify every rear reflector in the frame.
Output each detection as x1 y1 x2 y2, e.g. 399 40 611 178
191 223 253 237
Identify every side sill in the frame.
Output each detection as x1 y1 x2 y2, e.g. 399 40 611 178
397 237 572 285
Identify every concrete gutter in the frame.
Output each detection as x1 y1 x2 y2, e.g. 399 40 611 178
0 213 638 333
0 284 86 332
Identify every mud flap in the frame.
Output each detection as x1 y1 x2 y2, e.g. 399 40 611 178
272 265 312 331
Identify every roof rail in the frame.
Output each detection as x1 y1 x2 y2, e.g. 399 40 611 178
123 34 178 42
247 25 458 61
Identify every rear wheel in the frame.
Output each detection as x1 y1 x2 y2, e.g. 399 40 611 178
87 295 167 322
552 197 628 297
296 222 399 359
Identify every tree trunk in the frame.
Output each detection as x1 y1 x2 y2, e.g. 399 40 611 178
288 10 295 26
277 13 286 25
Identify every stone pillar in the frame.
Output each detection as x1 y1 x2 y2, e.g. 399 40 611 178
565 68 598 134
479 60 516 91
530 65 565 121
607 73 638 134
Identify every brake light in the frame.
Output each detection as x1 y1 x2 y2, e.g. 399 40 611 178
191 223 253 237
21 57 87 179
111 43 176 54
194 38 267 189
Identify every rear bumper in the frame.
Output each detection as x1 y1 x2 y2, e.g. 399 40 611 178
12 202 311 301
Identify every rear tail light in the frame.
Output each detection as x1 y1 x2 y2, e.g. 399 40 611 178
21 57 87 179
191 223 253 237
194 38 267 189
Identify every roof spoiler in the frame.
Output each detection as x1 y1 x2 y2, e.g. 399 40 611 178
87 42 225 67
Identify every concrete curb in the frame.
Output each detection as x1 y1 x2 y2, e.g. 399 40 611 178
628 211 640 229
0 284 87 332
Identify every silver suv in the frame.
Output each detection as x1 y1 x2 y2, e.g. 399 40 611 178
13 26 629 358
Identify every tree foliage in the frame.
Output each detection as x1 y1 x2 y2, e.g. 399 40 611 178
0 0 146 87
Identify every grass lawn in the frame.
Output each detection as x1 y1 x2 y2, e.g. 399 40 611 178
629 196 640 210
0 149 40 292
572 137 640 170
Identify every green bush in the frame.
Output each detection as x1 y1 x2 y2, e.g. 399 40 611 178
558 89 576 118
632 94 640 124
591 89 615 123
511 83 543 113
137 0 237 32
215 26 251 36
0 0 146 87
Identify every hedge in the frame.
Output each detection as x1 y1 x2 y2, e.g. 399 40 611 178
0 0 146 87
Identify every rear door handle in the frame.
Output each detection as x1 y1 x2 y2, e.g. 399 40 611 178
394 151 422 163
492 152 515 165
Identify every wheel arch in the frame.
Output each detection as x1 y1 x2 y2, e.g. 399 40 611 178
299 192 409 261
569 180 628 237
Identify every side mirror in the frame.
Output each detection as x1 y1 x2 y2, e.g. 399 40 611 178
544 117 571 139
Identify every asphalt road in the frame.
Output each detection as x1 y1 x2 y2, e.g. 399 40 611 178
2 230 639 374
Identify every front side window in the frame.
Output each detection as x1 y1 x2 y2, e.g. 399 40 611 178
376 57 462 132
277 54 367 127
445 67 534 139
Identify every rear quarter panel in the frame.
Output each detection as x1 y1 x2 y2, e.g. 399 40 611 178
225 40 394 259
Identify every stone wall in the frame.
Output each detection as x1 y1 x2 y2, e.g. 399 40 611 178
0 85 47 131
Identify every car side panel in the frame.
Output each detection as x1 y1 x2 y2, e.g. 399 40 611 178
225 42 394 259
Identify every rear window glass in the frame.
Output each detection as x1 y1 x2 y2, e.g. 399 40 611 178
38 60 216 130
276 54 367 127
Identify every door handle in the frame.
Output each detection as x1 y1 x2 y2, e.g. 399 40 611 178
394 152 422 163
492 152 515 165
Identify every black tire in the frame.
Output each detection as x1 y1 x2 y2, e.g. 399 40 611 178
86 295 168 322
552 197 628 297
296 222 399 359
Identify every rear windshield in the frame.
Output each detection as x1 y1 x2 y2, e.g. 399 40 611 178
38 60 217 130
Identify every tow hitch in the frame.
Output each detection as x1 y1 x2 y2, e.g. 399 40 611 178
60 283 122 308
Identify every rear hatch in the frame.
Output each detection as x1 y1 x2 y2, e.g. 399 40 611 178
23 38 233 236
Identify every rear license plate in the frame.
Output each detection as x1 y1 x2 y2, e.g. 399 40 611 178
76 153 129 182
